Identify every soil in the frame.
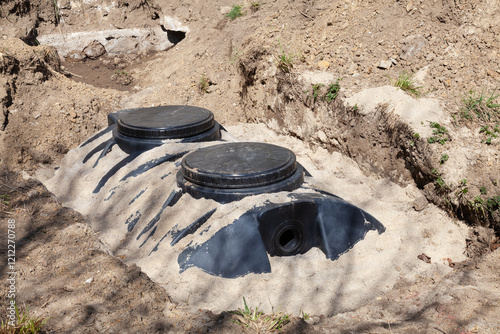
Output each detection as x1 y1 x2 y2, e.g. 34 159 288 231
1 0 500 333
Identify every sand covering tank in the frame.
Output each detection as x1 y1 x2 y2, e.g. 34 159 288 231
43 105 385 278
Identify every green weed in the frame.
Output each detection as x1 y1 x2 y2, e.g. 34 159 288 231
0 194 10 206
431 169 449 193
199 74 210 93
486 195 500 212
470 196 486 216
453 178 500 220
114 70 128 76
0 303 48 334
460 89 500 121
427 121 449 145
390 71 423 97
479 124 499 145
435 176 449 192
226 4 244 21
305 79 342 104
250 2 262 11
325 79 341 102
439 153 449 165
306 84 324 103
455 179 469 199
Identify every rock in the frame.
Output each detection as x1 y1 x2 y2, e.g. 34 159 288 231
317 130 327 142
83 40 106 59
65 50 85 62
400 35 426 60
390 58 397 65
414 66 429 83
317 60 330 70
60 0 71 9
413 196 428 211
377 60 392 70
300 71 337 86
406 1 414 12
27 189 39 198
106 38 138 55
486 70 500 82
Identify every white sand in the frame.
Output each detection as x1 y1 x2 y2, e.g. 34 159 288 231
40 122 469 316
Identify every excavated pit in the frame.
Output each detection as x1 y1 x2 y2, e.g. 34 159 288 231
38 105 469 315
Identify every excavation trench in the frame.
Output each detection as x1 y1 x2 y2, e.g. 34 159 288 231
237 49 499 230
38 103 469 316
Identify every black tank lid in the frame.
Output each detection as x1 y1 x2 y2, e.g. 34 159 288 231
181 142 298 189
117 105 215 139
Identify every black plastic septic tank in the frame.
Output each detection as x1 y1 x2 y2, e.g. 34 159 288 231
174 142 385 278
108 105 221 153
76 106 385 279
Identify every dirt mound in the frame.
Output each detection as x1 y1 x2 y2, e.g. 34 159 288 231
0 38 121 170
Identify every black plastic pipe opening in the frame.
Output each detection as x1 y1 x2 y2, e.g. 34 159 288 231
275 224 303 256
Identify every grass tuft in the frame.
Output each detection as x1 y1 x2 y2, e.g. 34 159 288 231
390 71 423 97
250 2 262 12
114 70 128 76
0 303 48 334
1 194 10 206
199 73 210 93
275 40 295 73
52 0 60 24
460 89 500 122
226 4 244 21
231 297 290 331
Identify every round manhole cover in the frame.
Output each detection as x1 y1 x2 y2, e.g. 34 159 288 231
181 142 298 189
117 105 215 139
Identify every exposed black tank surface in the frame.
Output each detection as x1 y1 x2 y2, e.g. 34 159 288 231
68 105 386 279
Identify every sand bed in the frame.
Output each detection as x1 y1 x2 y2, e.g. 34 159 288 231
40 122 469 316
